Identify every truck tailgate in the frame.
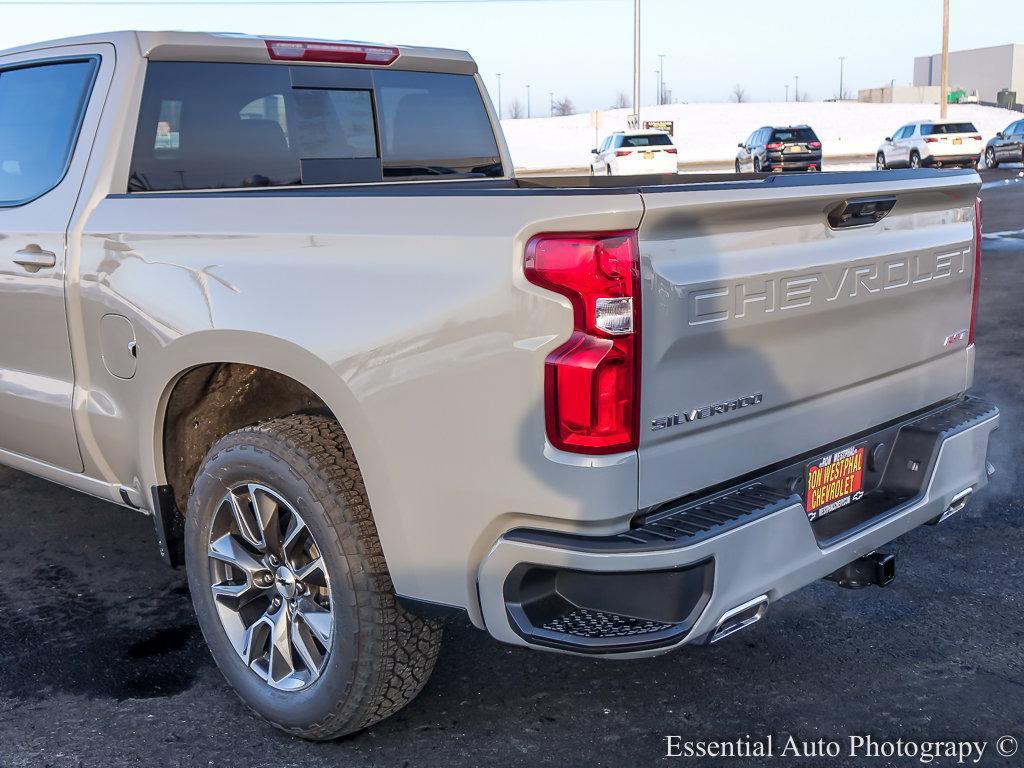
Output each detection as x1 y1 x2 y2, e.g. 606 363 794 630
636 171 980 509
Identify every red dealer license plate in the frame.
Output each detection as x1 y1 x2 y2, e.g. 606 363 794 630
805 444 866 521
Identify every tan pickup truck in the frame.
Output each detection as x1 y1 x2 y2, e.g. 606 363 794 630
0 30 997 739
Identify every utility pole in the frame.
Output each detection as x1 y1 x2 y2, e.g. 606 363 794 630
838 56 846 100
794 75 800 102
496 73 502 119
632 0 640 125
658 53 665 105
526 84 531 118
940 0 950 119
549 91 554 116
785 84 789 102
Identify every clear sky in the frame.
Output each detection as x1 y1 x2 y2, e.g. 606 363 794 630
0 0 1021 113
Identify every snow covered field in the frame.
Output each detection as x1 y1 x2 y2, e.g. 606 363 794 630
500 102 1021 171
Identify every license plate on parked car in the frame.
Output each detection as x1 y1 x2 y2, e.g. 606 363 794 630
804 444 866 521
954 138 963 144
643 151 654 159
785 145 803 154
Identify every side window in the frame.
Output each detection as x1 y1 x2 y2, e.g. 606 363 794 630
613 135 624 149
129 62 502 192
1011 121 1023 135
744 132 755 147
756 129 768 145
0 58 98 206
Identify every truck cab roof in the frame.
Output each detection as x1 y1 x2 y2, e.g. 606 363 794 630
0 30 477 74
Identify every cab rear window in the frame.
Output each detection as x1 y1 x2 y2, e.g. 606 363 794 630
128 62 502 192
921 123 978 135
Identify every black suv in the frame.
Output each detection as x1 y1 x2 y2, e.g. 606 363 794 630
736 125 822 173
984 119 1024 168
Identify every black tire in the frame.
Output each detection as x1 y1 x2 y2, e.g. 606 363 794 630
876 153 887 170
734 160 741 173
985 147 999 169
753 157 762 173
185 414 442 740
606 165 613 176
910 151 922 169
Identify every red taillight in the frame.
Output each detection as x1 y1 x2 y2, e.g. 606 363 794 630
925 137 940 143
615 150 632 157
524 232 640 454
971 135 982 141
969 197 982 344
766 142 783 150
664 148 678 154
265 39 399 65
808 141 822 149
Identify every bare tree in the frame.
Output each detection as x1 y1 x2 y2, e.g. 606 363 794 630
731 83 747 103
508 98 524 119
611 91 629 109
553 96 575 116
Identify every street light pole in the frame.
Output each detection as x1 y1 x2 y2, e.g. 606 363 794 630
794 75 799 102
658 53 665 105
632 0 640 124
549 91 554 116
496 73 502 119
526 84 531 118
838 56 846 100
940 0 950 119
785 84 789 102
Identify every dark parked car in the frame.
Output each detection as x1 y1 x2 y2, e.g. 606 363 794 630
735 125 822 173
985 119 1024 168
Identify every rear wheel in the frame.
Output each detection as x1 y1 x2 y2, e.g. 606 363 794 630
753 157 762 173
910 151 922 169
876 153 887 170
734 160 741 173
185 414 442 740
985 147 999 169
606 165 613 176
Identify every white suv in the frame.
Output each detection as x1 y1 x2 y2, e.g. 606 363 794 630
591 130 678 175
876 121 982 170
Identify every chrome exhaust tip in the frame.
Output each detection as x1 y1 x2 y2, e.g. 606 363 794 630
708 595 769 645
928 487 973 526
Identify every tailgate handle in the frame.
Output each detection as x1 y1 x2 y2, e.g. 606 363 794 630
827 196 897 229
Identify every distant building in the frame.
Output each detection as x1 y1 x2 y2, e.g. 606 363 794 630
858 86 942 104
913 43 1023 104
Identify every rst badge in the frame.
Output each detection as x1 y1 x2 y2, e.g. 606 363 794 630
651 393 763 431
944 329 969 346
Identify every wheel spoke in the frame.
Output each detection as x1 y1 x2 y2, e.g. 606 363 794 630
293 557 327 587
227 491 264 549
282 514 309 558
241 614 272 667
211 579 266 610
268 605 296 684
296 599 332 647
290 618 324 682
249 485 282 554
209 533 264 578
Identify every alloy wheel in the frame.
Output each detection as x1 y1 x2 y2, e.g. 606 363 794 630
207 482 333 691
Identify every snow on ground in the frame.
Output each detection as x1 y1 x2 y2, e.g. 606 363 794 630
500 102 1021 171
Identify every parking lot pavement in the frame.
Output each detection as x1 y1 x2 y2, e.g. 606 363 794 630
0 180 1021 768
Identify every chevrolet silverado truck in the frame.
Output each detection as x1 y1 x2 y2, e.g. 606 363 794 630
0 31 998 739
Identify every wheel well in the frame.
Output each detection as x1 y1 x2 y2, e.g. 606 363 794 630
162 363 332 515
